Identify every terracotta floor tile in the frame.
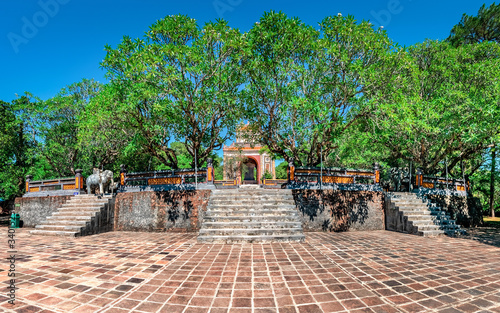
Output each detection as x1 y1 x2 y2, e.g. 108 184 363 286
3 230 499 313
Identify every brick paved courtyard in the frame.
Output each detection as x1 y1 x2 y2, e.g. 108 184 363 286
1 229 499 313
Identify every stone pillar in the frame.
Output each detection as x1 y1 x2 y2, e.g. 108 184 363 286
25 175 33 193
373 162 380 185
207 158 214 184
287 158 295 184
416 168 423 188
75 169 83 194
120 164 127 189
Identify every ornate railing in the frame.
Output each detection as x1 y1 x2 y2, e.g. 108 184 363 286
415 170 468 193
119 159 215 190
25 170 85 195
287 162 380 186
262 179 287 189
214 179 238 188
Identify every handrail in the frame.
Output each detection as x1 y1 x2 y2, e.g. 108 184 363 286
416 169 468 193
120 160 215 190
25 170 85 194
290 163 380 185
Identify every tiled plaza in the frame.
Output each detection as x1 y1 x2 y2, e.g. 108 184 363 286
1 229 499 313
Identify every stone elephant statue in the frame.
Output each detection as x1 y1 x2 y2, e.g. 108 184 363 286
86 169 115 195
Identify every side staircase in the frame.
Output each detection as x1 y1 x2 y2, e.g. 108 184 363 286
386 192 465 237
30 194 114 237
198 188 305 243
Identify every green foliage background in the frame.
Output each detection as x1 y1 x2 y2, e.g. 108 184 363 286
1 7 499 215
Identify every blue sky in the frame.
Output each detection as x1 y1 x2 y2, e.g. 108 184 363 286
0 0 492 103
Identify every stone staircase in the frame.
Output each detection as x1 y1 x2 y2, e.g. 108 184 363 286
30 194 114 237
386 192 465 237
198 188 305 243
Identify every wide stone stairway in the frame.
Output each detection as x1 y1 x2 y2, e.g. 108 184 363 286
198 188 305 243
386 192 465 237
30 194 114 237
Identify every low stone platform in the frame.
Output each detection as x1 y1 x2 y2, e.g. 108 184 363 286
0 229 499 313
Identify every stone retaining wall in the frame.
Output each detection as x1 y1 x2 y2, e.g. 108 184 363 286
113 190 211 232
292 190 385 231
14 196 72 227
15 190 386 233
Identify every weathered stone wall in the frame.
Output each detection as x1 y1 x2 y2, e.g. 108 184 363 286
114 190 211 232
292 190 384 232
425 195 483 228
14 196 72 227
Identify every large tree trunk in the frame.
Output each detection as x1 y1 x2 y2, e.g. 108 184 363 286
490 144 496 218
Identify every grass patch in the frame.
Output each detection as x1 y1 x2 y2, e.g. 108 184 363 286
483 216 500 228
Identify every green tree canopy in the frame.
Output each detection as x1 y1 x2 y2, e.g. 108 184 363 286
242 11 398 166
100 15 246 169
33 79 102 177
365 40 500 174
448 2 500 46
0 96 37 199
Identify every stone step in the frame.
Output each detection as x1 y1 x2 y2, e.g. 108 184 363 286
199 228 304 236
391 201 433 207
205 210 299 217
202 221 302 229
395 202 439 207
212 191 291 196
446 229 467 235
61 201 110 206
211 195 294 200
46 215 92 221
209 199 294 204
35 225 83 231
42 220 88 226
410 219 456 226
416 224 460 230
209 201 295 206
397 210 445 216
399 210 446 216
207 204 296 210
403 210 447 216
203 216 300 223
51 211 99 217
404 216 450 223
56 208 103 213
396 205 442 211
419 229 446 237
71 197 113 202
387 194 418 199
30 229 79 237
31 194 115 237
199 189 302 243
386 192 464 237
197 234 305 243
414 225 444 231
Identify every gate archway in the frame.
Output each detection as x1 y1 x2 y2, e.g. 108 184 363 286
242 157 259 184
